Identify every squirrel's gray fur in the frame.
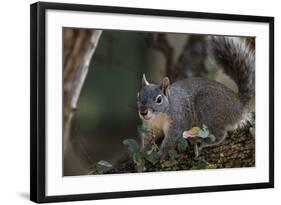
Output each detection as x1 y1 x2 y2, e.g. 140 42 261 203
137 36 255 160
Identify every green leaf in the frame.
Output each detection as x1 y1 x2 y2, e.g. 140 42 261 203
202 124 208 131
199 124 210 138
199 130 209 138
208 134 216 142
146 149 153 155
145 145 158 156
144 152 159 165
177 137 188 152
168 149 179 159
151 143 159 152
97 160 112 168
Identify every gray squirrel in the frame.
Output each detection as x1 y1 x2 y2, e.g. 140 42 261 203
137 36 255 160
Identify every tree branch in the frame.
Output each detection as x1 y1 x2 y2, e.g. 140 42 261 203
144 33 174 79
71 31 102 109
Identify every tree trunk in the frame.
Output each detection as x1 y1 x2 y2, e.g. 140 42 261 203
63 28 102 175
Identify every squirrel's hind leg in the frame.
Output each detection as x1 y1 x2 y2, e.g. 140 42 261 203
199 130 227 152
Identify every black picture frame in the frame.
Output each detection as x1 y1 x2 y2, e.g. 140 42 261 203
30 2 274 203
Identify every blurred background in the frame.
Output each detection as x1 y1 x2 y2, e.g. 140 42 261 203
63 28 246 176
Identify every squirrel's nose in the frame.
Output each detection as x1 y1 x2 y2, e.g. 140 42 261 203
139 106 148 116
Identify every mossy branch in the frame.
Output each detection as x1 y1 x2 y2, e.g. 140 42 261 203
100 123 255 174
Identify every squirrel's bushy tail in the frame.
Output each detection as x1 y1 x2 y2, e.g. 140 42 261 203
210 36 255 108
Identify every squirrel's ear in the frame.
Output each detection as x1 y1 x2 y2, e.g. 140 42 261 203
142 74 149 87
161 77 170 96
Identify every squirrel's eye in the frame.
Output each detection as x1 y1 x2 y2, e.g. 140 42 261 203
156 95 162 104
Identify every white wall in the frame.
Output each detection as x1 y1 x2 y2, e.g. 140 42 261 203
0 0 279 204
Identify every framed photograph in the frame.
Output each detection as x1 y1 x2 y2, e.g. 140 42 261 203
30 2 274 203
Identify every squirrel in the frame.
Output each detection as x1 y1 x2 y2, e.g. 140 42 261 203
137 36 255 160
